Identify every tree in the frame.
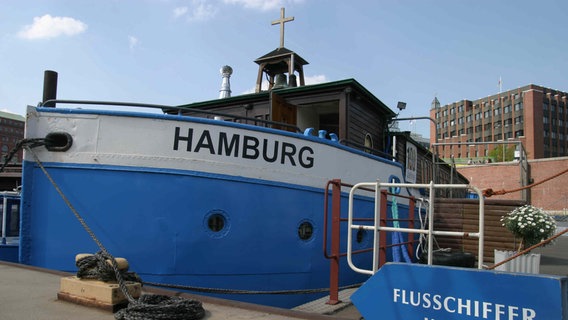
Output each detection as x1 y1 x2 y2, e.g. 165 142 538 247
488 145 516 162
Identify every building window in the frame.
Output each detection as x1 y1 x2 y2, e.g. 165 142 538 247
503 105 512 113
466 115 472 122
494 107 501 116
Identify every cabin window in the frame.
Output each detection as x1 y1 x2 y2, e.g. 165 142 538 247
298 220 314 241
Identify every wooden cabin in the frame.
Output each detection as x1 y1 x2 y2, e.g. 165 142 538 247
171 78 396 159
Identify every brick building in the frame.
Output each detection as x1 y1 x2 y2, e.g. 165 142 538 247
0 111 24 190
430 84 568 161
0 111 25 163
457 156 568 213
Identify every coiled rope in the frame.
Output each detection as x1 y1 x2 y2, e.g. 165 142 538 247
21 140 205 320
75 251 141 283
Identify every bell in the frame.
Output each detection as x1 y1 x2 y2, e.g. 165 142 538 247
288 74 297 87
273 73 288 89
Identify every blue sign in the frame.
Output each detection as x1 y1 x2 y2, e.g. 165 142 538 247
351 263 568 320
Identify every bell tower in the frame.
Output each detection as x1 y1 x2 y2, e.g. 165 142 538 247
254 7 308 93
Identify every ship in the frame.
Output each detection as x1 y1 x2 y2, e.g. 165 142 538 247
18 9 421 308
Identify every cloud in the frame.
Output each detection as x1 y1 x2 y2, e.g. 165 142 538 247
173 6 189 19
129 36 139 49
304 74 327 85
223 0 303 11
17 14 87 40
175 1 217 21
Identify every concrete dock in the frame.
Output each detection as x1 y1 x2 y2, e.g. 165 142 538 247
1 234 566 319
0 260 360 320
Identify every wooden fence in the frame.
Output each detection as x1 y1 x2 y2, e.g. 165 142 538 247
432 198 526 264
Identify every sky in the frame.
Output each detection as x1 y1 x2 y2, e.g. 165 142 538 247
1 0 567 138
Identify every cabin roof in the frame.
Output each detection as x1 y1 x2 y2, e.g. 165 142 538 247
177 78 395 117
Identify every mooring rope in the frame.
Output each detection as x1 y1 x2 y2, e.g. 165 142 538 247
75 251 141 283
482 165 568 197
22 141 206 320
141 281 362 295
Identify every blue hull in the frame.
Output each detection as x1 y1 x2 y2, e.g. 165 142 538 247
0 245 18 263
20 161 403 307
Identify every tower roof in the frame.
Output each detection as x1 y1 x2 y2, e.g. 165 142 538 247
254 47 309 77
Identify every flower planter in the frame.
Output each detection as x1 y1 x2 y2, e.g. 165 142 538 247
494 250 540 274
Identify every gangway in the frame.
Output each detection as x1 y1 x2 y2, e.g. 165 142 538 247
346 181 485 275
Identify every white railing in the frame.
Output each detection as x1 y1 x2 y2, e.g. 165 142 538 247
346 181 484 275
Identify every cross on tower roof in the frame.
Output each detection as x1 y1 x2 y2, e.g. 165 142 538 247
271 7 294 48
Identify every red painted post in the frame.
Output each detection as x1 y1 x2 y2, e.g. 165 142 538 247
379 190 388 269
407 197 416 260
326 179 342 305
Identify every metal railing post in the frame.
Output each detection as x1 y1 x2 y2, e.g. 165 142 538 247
378 190 388 269
326 179 342 305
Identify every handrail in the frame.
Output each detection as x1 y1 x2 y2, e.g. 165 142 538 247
338 139 395 160
347 181 485 275
40 99 303 133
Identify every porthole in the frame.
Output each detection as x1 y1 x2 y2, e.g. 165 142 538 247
356 228 366 244
298 220 314 241
354 227 369 247
204 210 230 238
208 214 225 232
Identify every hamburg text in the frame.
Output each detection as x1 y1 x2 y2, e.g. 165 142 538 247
173 127 315 168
